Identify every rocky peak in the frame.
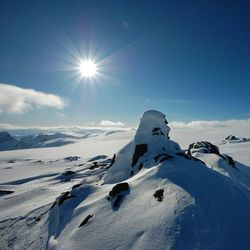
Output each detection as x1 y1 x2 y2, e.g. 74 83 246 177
135 110 170 144
103 110 180 184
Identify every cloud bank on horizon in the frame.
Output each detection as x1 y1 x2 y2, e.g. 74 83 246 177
0 83 67 114
169 119 250 129
169 118 250 147
99 120 125 127
0 116 249 143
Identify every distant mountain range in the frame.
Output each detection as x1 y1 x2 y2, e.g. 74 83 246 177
0 131 81 151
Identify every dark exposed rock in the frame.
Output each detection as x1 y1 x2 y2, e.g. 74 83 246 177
50 202 56 210
187 141 236 168
59 170 77 182
220 154 236 168
153 189 164 202
8 160 16 164
187 141 220 155
109 154 116 168
79 214 93 227
107 154 116 168
132 144 148 167
154 154 173 163
108 183 130 209
35 215 41 222
89 161 110 170
64 156 80 162
58 191 76 206
89 162 99 170
152 127 161 133
223 135 249 144
0 190 14 196
225 135 238 141
109 183 129 197
160 156 171 163
63 170 76 176
72 183 82 189
152 127 164 136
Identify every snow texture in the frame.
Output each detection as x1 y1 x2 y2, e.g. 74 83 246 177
0 110 250 250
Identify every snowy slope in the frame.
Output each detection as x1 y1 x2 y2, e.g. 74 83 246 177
0 110 250 250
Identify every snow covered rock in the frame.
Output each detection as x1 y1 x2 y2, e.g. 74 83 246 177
223 135 250 144
187 141 236 168
64 156 80 161
103 110 180 183
0 190 14 196
187 141 220 154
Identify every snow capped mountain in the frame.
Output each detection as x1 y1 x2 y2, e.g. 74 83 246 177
0 131 94 151
0 132 13 143
1 110 250 250
103 110 180 184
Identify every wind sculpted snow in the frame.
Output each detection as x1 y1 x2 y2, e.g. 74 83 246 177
0 110 250 250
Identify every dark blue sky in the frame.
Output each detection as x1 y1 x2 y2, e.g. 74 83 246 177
0 0 249 126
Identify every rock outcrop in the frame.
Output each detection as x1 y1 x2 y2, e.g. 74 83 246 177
103 110 180 183
223 135 249 144
187 141 236 168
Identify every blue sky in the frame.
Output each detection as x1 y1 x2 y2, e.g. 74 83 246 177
0 0 249 127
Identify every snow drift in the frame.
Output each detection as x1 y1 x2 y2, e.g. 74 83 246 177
1 110 250 250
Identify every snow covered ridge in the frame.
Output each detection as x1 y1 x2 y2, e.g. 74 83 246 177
0 131 82 151
1 110 250 249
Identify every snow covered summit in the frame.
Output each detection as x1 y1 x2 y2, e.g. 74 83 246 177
104 110 180 183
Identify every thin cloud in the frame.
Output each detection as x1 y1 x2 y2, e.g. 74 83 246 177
0 83 67 114
100 120 125 127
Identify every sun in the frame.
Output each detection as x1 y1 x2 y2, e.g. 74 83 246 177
78 60 97 77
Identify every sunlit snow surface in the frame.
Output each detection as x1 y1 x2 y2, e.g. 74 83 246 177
0 113 250 250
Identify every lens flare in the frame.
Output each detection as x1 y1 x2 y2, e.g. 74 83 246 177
78 60 97 77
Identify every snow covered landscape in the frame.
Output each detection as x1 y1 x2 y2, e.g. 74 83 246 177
1 1 250 249
1 110 250 250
